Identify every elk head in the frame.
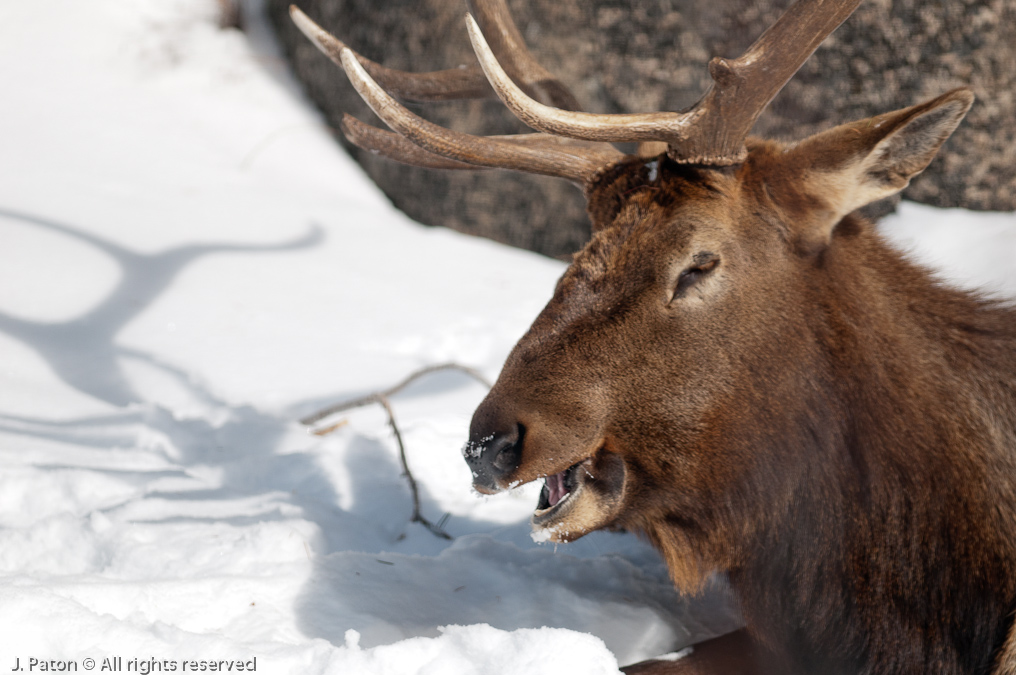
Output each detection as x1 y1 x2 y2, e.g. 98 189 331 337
292 0 973 591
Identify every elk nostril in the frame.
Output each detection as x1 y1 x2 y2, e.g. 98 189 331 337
464 415 525 491
488 423 524 473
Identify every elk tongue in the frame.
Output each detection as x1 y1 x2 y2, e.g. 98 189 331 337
546 470 569 507
536 464 581 513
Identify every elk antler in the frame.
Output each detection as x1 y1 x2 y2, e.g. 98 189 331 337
340 115 486 171
464 0 580 111
336 47 621 182
289 7 490 102
290 4 619 183
289 0 579 109
340 114 622 175
466 0 862 165
292 0 862 177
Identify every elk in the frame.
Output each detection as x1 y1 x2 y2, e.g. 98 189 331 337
290 1 1016 673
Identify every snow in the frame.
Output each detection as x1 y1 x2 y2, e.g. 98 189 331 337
0 1 1012 674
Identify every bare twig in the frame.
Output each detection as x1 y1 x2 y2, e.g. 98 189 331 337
300 362 491 426
311 419 349 436
302 363 493 540
378 394 452 539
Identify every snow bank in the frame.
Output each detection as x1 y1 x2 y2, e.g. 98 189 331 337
0 1 1010 674
328 625 620 675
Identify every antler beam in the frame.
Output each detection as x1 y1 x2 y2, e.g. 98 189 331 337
341 114 623 174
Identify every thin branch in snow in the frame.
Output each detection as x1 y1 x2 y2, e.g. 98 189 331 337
302 363 493 540
311 419 349 436
300 362 491 426
377 394 452 540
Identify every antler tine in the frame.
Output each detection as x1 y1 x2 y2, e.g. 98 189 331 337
290 4 580 109
466 15 699 145
466 0 581 111
336 46 620 183
466 0 862 165
340 115 488 170
290 6 490 101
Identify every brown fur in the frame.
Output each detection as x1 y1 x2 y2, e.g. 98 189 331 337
467 90 1016 674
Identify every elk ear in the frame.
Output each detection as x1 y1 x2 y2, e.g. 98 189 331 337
787 88 973 248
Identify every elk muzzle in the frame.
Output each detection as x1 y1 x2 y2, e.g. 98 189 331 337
463 418 523 494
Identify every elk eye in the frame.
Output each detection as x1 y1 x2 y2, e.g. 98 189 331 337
672 256 719 301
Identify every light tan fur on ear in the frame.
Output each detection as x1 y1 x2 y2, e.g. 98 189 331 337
789 88 974 248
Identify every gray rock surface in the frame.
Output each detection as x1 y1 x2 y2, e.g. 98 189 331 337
268 0 1015 258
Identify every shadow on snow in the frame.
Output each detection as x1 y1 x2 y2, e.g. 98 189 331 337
0 208 721 663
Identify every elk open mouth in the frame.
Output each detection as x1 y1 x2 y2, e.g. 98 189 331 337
532 458 591 525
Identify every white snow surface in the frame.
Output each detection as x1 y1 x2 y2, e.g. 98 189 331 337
0 1 1012 673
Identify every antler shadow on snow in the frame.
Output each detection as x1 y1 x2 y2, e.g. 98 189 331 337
0 208 729 660
0 206 546 541
0 207 322 406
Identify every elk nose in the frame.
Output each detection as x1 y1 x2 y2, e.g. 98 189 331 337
463 423 523 493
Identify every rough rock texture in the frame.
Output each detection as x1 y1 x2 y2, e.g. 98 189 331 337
268 0 1015 258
